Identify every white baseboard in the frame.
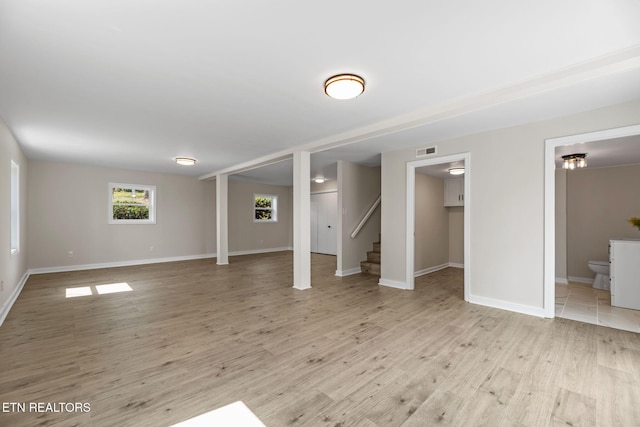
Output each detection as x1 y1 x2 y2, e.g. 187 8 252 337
27 248 294 275
378 278 410 290
555 277 569 285
414 263 449 277
229 247 292 256
335 267 362 277
568 276 594 285
0 270 30 327
29 253 217 275
414 262 464 277
468 294 548 318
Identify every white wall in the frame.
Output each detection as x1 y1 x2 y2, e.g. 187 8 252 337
0 117 28 321
228 180 293 253
28 161 216 269
381 99 640 313
448 207 464 266
555 169 568 282
311 180 337 193
337 161 381 274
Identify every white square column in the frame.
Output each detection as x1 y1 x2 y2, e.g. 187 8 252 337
293 151 311 289
216 174 229 265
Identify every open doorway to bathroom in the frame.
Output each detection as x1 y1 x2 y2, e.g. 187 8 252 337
545 124 640 332
406 153 470 301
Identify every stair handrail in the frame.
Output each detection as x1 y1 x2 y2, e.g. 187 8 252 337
350 194 381 239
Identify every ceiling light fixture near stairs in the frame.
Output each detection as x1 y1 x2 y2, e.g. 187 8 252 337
175 157 196 166
324 74 365 100
448 167 465 175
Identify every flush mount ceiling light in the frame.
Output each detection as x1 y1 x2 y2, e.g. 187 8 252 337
314 177 326 183
448 168 465 175
175 157 196 166
561 153 587 170
324 74 365 100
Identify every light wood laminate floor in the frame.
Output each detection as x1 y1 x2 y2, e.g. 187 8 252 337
1 252 639 426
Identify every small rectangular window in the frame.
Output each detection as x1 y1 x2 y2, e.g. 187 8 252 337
10 161 19 254
254 194 277 222
109 183 156 224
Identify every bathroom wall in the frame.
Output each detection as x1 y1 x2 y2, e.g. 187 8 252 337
566 164 640 280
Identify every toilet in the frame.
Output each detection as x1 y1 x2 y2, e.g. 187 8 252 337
588 260 610 290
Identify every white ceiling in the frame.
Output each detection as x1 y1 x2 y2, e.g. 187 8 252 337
1 1 640 185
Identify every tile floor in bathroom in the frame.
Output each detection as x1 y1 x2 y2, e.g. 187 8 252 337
556 281 640 333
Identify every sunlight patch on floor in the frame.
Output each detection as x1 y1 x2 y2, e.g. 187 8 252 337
65 286 93 298
170 401 265 427
65 283 133 298
95 282 133 294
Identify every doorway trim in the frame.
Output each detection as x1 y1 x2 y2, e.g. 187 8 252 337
406 152 471 300
544 123 640 318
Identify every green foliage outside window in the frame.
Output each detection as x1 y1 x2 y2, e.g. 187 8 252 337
112 188 151 220
113 205 150 220
254 195 275 221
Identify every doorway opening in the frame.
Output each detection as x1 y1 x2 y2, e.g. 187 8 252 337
544 123 640 320
406 152 471 300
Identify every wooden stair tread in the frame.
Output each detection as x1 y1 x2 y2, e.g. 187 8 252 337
361 236 381 276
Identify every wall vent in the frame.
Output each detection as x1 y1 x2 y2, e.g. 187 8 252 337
416 146 437 157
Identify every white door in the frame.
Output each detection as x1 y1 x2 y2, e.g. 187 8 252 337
310 195 320 253
310 192 337 255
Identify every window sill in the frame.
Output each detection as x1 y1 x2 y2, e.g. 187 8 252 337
108 219 156 225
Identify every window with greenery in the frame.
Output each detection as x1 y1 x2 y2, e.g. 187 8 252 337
254 194 277 222
108 183 156 224
10 160 19 254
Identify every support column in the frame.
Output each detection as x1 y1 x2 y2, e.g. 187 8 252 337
216 174 229 265
293 151 311 289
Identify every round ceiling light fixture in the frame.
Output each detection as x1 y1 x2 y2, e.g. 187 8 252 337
314 177 326 183
448 167 465 175
175 157 197 166
324 74 365 100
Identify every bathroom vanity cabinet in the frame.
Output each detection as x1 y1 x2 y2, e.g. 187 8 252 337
609 239 640 310
444 177 464 207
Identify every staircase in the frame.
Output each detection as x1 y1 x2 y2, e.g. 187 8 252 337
360 238 381 276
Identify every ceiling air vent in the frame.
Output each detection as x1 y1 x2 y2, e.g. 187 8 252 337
416 146 437 157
